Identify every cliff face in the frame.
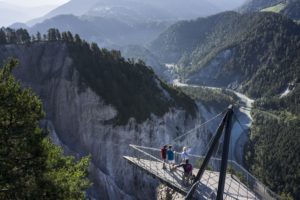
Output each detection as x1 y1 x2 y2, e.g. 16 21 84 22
0 42 206 200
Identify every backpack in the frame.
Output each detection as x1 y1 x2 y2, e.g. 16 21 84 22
184 164 193 173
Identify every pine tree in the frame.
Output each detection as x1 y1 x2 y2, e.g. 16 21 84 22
36 32 42 41
47 28 57 41
0 59 90 199
0 29 7 44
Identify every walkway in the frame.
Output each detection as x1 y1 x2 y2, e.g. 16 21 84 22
124 156 257 200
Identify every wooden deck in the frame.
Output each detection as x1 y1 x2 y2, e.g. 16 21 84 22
124 156 258 200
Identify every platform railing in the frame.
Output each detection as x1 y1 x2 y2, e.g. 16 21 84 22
129 144 281 200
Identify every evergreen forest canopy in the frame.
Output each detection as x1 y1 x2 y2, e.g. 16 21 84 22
0 27 197 125
244 86 300 199
150 11 300 199
0 59 90 199
150 11 300 98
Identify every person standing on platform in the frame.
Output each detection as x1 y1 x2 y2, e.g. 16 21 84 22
181 146 191 163
167 145 175 170
160 145 168 169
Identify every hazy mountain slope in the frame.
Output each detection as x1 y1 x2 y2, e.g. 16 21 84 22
149 12 241 63
0 2 56 26
30 15 132 46
28 14 169 47
28 0 219 26
210 0 247 10
119 45 169 80
150 11 300 98
20 0 247 49
281 0 300 20
27 0 99 26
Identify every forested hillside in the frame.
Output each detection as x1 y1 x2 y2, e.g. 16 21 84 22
150 11 300 98
245 86 300 199
150 11 300 199
0 27 196 125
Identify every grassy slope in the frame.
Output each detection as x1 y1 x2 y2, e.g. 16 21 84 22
261 3 286 13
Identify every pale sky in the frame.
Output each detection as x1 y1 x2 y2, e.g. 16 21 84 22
0 0 70 7
0 0 71 26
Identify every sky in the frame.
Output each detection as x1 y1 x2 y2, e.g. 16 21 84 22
0 0 247 26
0 0 70 26
0 0 70 7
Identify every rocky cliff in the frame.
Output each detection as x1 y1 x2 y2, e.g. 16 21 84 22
0 42 209 200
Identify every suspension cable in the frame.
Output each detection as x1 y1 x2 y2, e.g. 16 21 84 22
171 110 226 143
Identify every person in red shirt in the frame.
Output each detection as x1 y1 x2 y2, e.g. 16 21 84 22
160 145 168 169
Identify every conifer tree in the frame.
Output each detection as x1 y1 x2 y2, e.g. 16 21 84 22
0 59 90 199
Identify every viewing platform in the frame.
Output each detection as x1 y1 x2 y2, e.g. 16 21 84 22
124 156 257 200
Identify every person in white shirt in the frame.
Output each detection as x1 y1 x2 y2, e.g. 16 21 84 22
181 146 191 162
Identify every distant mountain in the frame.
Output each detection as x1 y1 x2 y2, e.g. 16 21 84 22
16 0 249 49
0 2 56 26
150 11 300 98
209 0 247 10
27 0 99 26
28 0 220 26
22 0 219 47
26 14 170 47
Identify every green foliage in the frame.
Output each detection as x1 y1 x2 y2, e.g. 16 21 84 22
0 60 90 199
227 166 248 187
41 139 90 200
154 11 300 199
0 28 32 44
151 11 300 98
0 28 197 124
194 159 213 170
261 3 286 13
66 36 196 125
245 91 300 199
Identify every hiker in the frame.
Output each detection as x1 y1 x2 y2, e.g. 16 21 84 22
181 146 191 162
160 145 168 169
167 145 175 169
175 159 194 185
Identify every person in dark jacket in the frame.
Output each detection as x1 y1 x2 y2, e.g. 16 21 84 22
160 145 167 169
175 159 194 185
